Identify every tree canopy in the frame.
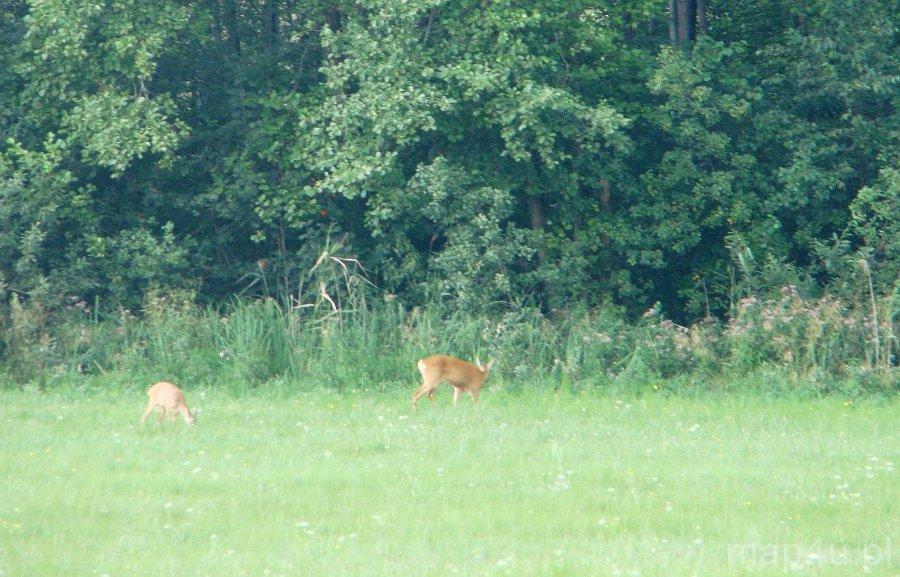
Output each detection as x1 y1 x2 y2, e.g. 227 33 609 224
1 0 897 317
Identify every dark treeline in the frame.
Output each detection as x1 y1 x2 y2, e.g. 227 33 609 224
0 0 897 320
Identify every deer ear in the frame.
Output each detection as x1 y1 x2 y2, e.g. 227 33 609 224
476 357 484 370
486 359 496 371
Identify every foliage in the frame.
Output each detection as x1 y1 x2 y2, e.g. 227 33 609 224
0 0 897 386
849 167 900 288
1 283 895 395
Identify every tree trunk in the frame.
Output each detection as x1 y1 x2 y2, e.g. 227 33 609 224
676 0 696 47
669 0 698 50
527 194 553 306
598 177 611 211
668 0 678 47
265 0 279 90
325 6 342 33
598 177 611 247
697 0 708 35
527 196 546 241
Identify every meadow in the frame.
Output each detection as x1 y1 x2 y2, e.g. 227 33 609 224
1 386 896 577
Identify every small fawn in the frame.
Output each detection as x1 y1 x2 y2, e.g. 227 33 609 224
141 381 196 425
412 355 495 409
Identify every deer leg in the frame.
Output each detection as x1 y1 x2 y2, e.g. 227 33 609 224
140 403 155 425
470 389 480 405
156 408 165 424
412 382 432 409
453 387 461 406
411 387 424 409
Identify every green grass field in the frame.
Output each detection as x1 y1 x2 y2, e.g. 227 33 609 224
1 387 897 576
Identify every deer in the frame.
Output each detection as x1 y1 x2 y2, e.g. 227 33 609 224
411 355 496 409
140 381 196 425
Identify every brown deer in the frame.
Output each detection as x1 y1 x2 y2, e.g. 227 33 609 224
412 355 495 409
141 381 196 425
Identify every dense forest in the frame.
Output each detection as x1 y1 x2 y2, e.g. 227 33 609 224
1 0 897 314
0 1 897 389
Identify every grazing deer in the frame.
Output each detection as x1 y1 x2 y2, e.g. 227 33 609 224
412 355 495 409
141 381 196 425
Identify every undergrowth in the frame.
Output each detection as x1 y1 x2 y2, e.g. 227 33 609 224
0 243 896 396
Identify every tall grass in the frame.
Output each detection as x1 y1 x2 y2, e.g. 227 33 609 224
0 292 896 396
0 243 896 395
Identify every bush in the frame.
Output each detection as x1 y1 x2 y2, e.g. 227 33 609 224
0 235 896 395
